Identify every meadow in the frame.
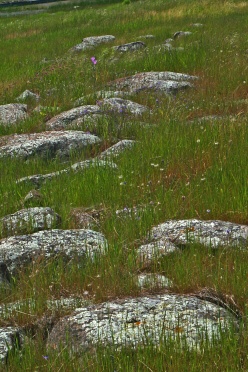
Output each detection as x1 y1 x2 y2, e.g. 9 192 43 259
0 0 247 370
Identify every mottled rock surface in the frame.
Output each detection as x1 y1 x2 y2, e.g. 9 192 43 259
16 89 40 102
0 229 108 276
173 31 193 39
0 327 23 362
137 273 173 289
0 131 101 160
17 159 117 187
108 71 197 95
149 219 248 248
114 41 146 52
47 294 238 351
0 103 27 125
71 35 115 52
98 98 149 116
99 140 136 159
45 105 101 130
0 207 61 236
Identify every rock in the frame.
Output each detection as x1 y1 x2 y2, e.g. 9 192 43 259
149 219 248 249
173 31 193 39
99 140 136 159
0 103 27 126
47 293 239 351
114 41 146 52
0 131 101 160
16 90 40 102
17 159 117 187
0 207 61 237
97 98 149 116
74 90 128 106
137 273 173 289
71 35 115 52
138 35 155 39
69 208 100 230
137 239 179 265
108 71 197 95
191 23 204 28
0 229 108 276
0 327 23 362
45 105 101 130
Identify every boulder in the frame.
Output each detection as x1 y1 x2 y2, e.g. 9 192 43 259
0 207 61 237
173 31 193 39
17 159 117 187
0 327 23 363
47 293 239 351
16 90 40 102
114 41 146 52
71 35 115 52
45 105 101 130
0 131 101 160
0 103 27 126
108 71 197 95
99 140 136 159
149 219 248 248
137 273 173 289
0 229 108 276
97 98 149 115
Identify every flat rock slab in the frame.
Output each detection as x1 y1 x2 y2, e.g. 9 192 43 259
150 219 248 248
71 35 115 52
108 71 197 95
0 103 27 125
17 159 117 187
0 130 101 160
0 327 23 362
0 207 61 237
98 98 149 116
47 294 238 351
114 41 146 52
0 229 108 276
45 105 101 130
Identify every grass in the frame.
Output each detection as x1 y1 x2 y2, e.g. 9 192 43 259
0 0 247 369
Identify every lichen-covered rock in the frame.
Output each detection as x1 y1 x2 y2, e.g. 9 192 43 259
47 294 238 351
17 159 117 187
0 207 61 237
114 41 146 52
97 98 149 116
45 105 101 130
108 71 197 95
0 131 101 160
23 189 43 207
0 103 27 125
99 140 136 159
137 239 179 265
71 35 115 52
150 219 248 248
0 327 23 362
16 90 40 102
74 90 128 106
173 31 193 39
0 229 108 276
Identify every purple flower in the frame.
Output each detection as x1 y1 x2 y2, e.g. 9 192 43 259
90 57 97 65
42 356 49 360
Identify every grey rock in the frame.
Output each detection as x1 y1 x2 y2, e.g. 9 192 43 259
150 219 248 248
23 189 43 207
108 71 197 95
71 35 115 52
114 41 146 52
191 23 204 28
47 294 238 351
0 229 108 276
138 35 155 39
137 273 173 289
16 90 40 102
173 31 193 39
99 140 136 159
0 131 101 160
97 98 149 116
17 159 117 187
0 103 27 126
0 207 61 237
137 239 179 265
74 90 128 106
0 327 23 362
45 105 101 130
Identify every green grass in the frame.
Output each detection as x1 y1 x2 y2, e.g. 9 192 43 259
0 0 247 370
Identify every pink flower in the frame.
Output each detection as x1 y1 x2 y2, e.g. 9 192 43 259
90 57 97 65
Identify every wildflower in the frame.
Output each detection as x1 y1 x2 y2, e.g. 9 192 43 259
206 209 211 213
42 356 49 360
90 56 97 65
196 139 200 143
